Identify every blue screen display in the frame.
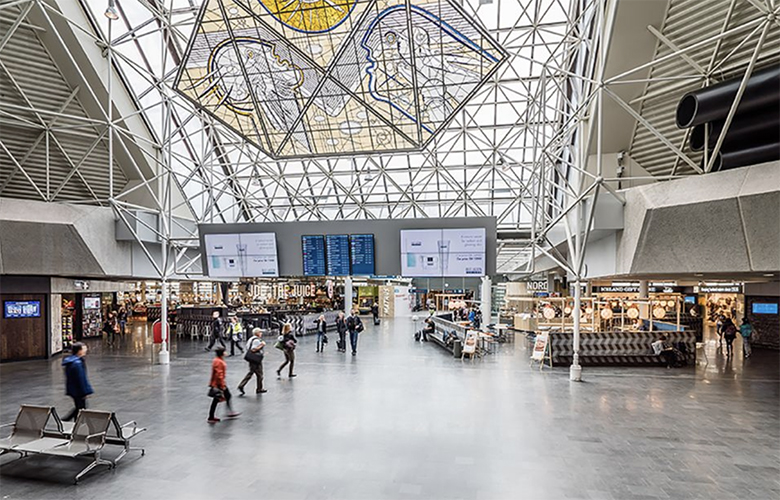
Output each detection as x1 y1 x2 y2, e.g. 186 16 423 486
4 301 41 318
302 235 326 276
350 234 375 275
684 296 696 304
752 302 778 314
326 235 350 276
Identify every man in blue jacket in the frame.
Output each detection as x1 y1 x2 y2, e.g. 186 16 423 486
62 342 94 421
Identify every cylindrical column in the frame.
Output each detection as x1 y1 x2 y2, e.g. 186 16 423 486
570 279 582 381
639 280 649 319
480 276 492 326
344 276 353 316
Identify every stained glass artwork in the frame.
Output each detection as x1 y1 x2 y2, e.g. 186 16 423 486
175 0 506 158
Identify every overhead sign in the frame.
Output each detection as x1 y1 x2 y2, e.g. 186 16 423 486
695 283 743 294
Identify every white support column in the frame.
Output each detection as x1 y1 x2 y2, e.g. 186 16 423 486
570 279 582 381
480 276 492 325
639 280 649 319
344 276 353 315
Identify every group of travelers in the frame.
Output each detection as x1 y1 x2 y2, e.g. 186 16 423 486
102 306 128 346
205 308 366 423
716 315 753 358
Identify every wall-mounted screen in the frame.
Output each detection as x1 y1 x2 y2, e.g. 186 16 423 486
350 234 375 275
400 228 486 277
204 233 279 277
752 302 778 314
684 296 696 304
302 235 326 276
4 301 41 318
326 235 350 276
83 297 101 310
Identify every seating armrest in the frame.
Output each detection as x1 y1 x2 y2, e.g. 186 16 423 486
85 432 107 451
0 423 15 429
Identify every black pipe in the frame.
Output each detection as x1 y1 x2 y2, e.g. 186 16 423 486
705 141 780 172
676 64 780 128
690 107 780 151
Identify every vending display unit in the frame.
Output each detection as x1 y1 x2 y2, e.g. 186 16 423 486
61 296 76 349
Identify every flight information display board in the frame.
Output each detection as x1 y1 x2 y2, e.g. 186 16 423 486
350 234 375 275
326 235 350 276
204 233 279 277
301 235 326 276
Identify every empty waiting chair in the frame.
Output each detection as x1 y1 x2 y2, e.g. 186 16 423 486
0 405 53 455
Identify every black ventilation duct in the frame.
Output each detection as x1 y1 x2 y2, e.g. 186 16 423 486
705 141 780 172
676 64 780 129
690 108 780 151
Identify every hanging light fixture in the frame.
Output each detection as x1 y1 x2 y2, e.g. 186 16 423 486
105 0 119 20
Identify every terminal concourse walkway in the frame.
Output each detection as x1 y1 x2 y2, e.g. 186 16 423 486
0 318 778 500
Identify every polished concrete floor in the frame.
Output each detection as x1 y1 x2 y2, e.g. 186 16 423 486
1 318 778 500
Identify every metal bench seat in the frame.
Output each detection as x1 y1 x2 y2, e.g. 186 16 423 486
0 405 53 455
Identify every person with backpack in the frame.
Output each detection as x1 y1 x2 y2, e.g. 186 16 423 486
371 302 380 325
62 343 94 421
208 347 240 423
336 312 348 352
205 310 226 351
740 317 753 358
722 317 738 357
228 316 245 357
103 312 118 347
315 314 327 353
238 328 266 395
346 309 364 356
276 323 297 378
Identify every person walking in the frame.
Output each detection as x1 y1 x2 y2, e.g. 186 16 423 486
238 328 266 395
276 323 297 378
740 318 753 358
315 314 327 353
206 310 226 351
336 312 347 352
346 309 364 356
228 316 245 357
62 343 94 421
117 307 128 336
723 317 738 357
371 302 380 326
208 347 240 423
103 312 118 347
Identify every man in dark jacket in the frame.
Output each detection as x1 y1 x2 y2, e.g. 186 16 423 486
206 310 226 351
346 309 363 356
62 343 94 421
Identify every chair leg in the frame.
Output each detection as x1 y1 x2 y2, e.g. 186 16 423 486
74 454 113 483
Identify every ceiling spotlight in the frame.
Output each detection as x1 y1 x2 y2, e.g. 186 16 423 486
105 0 119 20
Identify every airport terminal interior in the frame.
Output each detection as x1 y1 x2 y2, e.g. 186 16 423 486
0 0 779 499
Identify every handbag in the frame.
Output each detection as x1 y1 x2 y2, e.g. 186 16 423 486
244 338 264 363
208 386 223 398
356 321 364 333
322 334 329 344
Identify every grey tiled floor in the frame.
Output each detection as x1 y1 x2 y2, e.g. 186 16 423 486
0 318 778 500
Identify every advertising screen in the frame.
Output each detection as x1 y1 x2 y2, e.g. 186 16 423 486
752 302 778 314
400 228 485 277
83 297 101 310
302 235 326 276
326 235 350 276
4 301 42 318
350 234 375 275
204 233 279 277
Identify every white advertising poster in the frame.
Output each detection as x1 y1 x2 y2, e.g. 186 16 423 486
204 233 279 277
401 228 486 277
393 286 412 317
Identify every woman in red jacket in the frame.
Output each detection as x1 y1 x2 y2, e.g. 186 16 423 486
208 347 240 423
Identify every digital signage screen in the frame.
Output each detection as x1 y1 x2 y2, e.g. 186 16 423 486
350 234 375 275
204 233 279 277
752 302 778 315
302 235 326 276
400 228 486 277
4 301 42 318
326 235 350 276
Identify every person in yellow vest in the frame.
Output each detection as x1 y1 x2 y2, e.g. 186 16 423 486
228 316 245 357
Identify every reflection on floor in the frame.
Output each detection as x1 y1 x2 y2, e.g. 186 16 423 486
1 318 778 500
